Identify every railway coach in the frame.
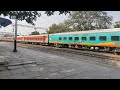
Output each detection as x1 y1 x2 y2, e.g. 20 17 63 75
17 36 24 43
22 34 48 45
1 36 14 42
0 34 49 45
49 28 120 53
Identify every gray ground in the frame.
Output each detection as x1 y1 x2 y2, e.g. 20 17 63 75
0 42 120 79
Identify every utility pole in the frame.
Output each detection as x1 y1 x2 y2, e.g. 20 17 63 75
13 18 17 52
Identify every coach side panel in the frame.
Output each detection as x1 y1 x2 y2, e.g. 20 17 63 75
49 32 120 48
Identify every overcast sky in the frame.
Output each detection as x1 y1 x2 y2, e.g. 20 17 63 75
0 11 120 35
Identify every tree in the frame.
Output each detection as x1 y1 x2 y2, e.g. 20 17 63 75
0 11 70 25
44 11 70 16
41 32 47 34
30 31 40 35
0 11 41 25
47 23 73 34
114 21 120 28
65 11 113 31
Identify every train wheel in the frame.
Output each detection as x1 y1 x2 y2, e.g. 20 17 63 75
113 48 118 55
69 44 71 48
78 45 82 49
75 45 78 48
104 47 109 51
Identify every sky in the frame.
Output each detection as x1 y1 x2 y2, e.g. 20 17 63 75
0 11 120 35
107 11 120 22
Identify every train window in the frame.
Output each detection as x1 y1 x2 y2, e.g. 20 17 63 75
99 36 106 41
63 37 67 40
69 37 72 40
59 37 62 40
111 36 119 41
75 37 79 40
82 37 86 40
90 37 96 41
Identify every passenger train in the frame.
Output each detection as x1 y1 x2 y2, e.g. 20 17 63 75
1 28 120 54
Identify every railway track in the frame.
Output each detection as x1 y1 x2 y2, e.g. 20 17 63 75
10 42 120 61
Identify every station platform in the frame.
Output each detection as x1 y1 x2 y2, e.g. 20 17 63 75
0 42 120 79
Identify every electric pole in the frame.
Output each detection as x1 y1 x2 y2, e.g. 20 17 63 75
13 18 17 52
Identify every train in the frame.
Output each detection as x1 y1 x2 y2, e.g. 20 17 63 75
1 28 120 54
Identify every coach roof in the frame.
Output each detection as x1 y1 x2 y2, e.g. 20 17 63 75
49 28 120 35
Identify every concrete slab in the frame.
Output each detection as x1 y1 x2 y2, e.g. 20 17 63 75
0 56 6 65
1 42 120 79
0 66 7 71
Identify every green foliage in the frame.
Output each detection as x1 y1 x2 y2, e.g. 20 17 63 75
0 11 70 25
0 11 112 32
47 11 113 34
44 11 70 16
30 31 40 35
65 11 113 31
41 33 47 34
47 23 73 34
0 11 41 25
114 21 120 28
